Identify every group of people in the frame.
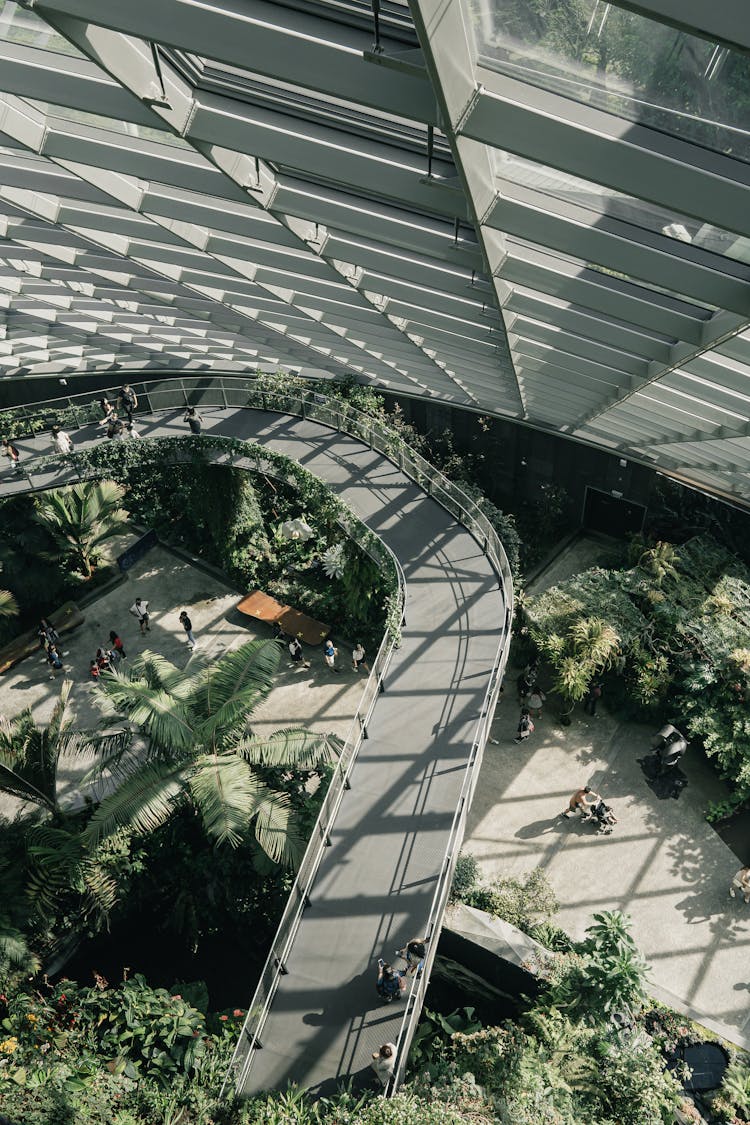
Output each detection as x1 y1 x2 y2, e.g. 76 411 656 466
38 618 64 673
277 623 369 677
89 632 126 680
369 938 427 1085
98 385 141 441
514 658 546 744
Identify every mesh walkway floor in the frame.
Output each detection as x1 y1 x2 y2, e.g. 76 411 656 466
2 405 508 1095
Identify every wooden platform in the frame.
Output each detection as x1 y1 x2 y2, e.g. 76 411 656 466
236 590 329 646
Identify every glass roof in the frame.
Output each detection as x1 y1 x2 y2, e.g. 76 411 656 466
0 0 746 503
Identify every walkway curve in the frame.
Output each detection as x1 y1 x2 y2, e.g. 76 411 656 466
1 403 511 1095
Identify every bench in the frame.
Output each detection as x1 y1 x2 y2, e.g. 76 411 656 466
236 590 329 647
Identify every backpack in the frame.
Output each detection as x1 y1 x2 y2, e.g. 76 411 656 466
527 719 535 733
377 972 403 1002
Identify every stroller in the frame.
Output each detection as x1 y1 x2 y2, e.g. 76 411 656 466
582 798 617 835
644 724 688 778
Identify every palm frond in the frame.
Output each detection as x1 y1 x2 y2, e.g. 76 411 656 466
94 676 195 755
0 589 19 620
26 825 84 918
234 729 340 770
0 920 40 974
45 679 73 746
129 650 196 697
187 753 260 847
253 791 304 867
194 639 280 749
83 759 188 847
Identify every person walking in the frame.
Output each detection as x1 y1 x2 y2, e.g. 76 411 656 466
584 682 603 716
323 638 340 673
179 610 196 649
183 407 203 434
289 637 310 668
118 384 138 422
109 630 126 660
2 438 22 474
730 867 750 904
124 421 141 439
352 642 369 673
562 786 599 818
129 597 150 634
52 425 73 455
38 618 60 650
514 707 534 744
371 1043 397 1087
395 937 427 976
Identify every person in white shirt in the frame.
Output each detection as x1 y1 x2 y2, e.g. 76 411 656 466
129 597 150 634
52 425 73 455
124 421 141 439
371 1043 396 1087
352 642 369 673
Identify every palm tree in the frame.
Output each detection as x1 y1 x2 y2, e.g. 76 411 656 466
34 479 129 578
87 639 337 865
0 681 84 817
0 589 18 620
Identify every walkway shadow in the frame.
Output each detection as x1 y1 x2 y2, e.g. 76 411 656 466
515 817 565 840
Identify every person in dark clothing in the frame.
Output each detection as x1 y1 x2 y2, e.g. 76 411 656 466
584 682 603 716
183 407 203 434
118 384 138 422
514 707 534 744
376 960 405 1003
179 610 196 648
106 414 123 439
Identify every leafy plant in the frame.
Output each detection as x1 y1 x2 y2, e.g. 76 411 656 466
545 911 649 1018
87 641 337 864
34 480 129 577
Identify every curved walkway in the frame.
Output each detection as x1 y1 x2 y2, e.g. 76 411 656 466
1 406 509 1094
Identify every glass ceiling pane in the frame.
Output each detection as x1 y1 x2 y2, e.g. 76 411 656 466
469 0 750 163
0 0 82 56
27 101 191 148
494 151 750 263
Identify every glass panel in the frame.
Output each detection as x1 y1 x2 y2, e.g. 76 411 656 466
494 151 750 262
27 102 191 148
469 0 750 162
0 0 82 56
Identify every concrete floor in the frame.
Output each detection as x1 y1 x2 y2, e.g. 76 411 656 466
466 535 750 1049
0 538 365 818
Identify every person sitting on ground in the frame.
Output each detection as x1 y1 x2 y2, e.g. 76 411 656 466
109 630 126 659
46 643 63 671
371 1042 397 1087
562 786 599 818
96 647 112 672
90 660 101 681
730 867 750 904
395 937 427 976
288 638 310 668
376 959 406 1003
106 414 123 440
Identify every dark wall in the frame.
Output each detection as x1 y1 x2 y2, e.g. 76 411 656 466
384 393 653 523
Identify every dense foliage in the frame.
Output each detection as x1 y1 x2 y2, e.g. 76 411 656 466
525 535 750 812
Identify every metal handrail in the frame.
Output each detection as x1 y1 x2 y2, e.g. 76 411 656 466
1 374 514 1094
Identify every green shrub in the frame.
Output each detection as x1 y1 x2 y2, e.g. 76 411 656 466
449 852 480 903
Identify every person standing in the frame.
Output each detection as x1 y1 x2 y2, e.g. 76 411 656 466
129 597 150 634
371 1043 397 1087
376 960 405 1003
323 638 340 673
2 438 22 474
109 630 126 659
352 642 369 673
584 682 603 716
179 610 196 649
528 685 546 719
514 707 534 744
183 407 203 434
51 425 74 455
289 637 310 668
118 384 138 422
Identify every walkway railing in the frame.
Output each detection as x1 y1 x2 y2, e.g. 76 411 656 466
1 373 514 1094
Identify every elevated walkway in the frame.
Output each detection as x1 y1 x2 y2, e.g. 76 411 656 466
0 387 511 1095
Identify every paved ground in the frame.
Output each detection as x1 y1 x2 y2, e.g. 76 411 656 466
0 538 365 818
466 535 750 1048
